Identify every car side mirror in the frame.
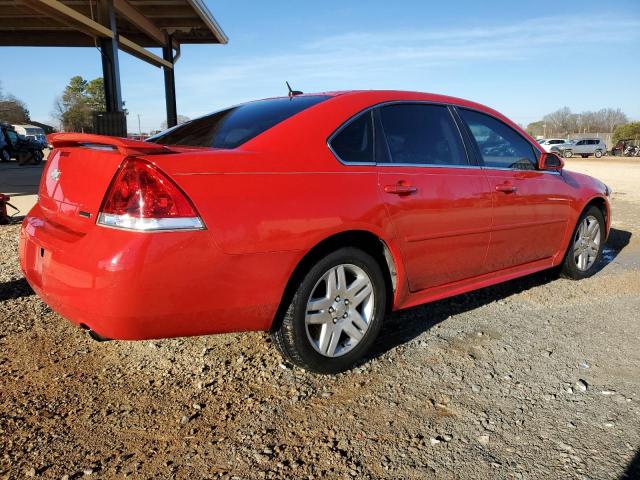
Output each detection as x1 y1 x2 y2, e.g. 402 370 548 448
539 152 564 171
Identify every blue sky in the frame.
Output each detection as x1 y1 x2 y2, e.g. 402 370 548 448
1 0 639 132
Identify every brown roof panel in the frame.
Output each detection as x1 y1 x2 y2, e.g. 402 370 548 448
0 0 227 47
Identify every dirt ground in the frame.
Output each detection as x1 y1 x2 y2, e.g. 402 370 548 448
1 157 639 479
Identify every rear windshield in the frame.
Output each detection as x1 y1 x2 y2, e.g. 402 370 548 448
147 95 329 149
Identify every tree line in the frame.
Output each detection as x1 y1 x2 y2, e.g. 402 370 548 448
526 107 628 138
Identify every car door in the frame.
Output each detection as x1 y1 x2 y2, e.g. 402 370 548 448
375 103 493 292
573 140 587 154
456 107 572 272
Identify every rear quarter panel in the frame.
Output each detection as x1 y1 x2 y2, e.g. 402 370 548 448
148 93 402 256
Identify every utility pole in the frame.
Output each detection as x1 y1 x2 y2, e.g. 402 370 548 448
138 114 141 137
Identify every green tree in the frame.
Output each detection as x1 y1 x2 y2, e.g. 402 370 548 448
85 78 106 111
54 76 122 132
613 122 640 145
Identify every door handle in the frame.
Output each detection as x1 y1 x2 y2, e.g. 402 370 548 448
384 183 417 195
495 183 517 193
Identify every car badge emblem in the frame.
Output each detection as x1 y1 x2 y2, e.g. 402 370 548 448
50 169 62 181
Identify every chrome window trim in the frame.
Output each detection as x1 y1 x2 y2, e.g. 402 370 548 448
327 100 474 168
377 163 482 170
480 166 561 175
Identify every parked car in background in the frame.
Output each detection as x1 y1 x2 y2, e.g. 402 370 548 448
12 124 48 148
556 138 607 158
19 90 611 373
539 138 570 152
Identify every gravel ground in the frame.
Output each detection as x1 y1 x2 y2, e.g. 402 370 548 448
1 158 639 479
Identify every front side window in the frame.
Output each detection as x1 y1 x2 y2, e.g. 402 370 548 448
377 104 467 166
148 95 329 149
458 109 537 170
329 111 374 163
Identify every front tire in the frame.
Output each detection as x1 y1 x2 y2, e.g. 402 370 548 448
271 247 387 374
594 150 602 158
560 206 605 279
0 149 10 162
564 150 573 158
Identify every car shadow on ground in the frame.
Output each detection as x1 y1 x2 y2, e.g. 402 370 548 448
0 278 34 302
370 227 632 360
621 449 640 479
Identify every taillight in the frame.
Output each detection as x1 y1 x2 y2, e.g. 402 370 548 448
97 158 204 231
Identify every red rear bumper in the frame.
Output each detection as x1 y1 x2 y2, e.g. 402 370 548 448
19 204 298 340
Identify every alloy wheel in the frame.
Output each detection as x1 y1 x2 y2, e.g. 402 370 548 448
573 215 601 271
304 264 374 358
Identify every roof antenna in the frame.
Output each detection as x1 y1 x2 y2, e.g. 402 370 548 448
286 81 303 98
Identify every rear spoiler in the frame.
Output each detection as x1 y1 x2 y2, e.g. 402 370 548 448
48 133 173 156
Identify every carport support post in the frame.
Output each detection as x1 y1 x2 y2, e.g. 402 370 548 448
163 36 178 128
98 0 123 112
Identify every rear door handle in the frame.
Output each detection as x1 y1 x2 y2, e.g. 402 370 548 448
495 184 517 193
384 184 418 195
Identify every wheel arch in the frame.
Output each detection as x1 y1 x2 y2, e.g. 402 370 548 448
270 229 402 331
584 195 610 237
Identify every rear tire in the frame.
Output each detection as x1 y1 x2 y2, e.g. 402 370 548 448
560 206 605 280
271 247 387 374
0 149 10 162
564 150 573 158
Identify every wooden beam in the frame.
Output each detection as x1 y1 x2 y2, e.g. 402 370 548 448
20 0 113 38
15 0 172 68
113 0 164 44
119 35 172 68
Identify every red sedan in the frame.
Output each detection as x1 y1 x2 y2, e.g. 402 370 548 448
19 91 611 373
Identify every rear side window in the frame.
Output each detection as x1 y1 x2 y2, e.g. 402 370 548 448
377 104 467 166
329 111 374 163
148 95 329 149
458 109 537 170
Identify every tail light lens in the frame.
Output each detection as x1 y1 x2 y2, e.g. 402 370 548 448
97 158 204 231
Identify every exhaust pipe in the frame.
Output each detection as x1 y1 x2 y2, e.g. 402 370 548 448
80 323 112 342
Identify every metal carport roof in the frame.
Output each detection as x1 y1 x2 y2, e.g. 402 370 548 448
0 0 228 130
